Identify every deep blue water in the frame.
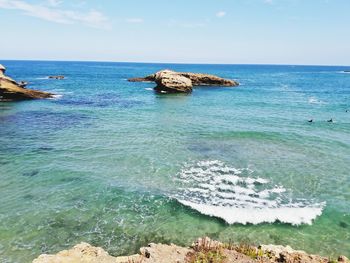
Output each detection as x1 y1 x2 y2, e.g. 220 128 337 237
0 60 349 262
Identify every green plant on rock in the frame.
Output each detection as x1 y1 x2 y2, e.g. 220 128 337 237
189 250 226 263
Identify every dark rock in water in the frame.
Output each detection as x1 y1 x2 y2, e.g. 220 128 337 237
49 75 65 79
0 64 54 101
128 75 155 82
339 221 348 228
128 69 239 93
22 170 39 177
18 81 28 88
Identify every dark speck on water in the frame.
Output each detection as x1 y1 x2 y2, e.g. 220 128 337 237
22 170 39 177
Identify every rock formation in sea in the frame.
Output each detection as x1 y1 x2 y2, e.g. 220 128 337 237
32 237 349 263
0 64 53 101
48 75 65 79
128 69 239 93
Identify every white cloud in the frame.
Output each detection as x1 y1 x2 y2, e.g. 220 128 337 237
126 18 144 23
216 11 226 18
0 0 110 29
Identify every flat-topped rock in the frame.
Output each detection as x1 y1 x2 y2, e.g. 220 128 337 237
179 72 238 86
0 65 54 101
128 69 239 93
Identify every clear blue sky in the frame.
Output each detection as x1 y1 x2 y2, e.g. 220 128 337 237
1 0 349 65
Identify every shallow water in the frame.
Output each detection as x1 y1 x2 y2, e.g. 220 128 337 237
0 61 349 262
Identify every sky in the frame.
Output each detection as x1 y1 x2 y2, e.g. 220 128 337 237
0 0 350 65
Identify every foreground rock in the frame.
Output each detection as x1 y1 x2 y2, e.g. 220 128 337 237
33 237 349 263
0 64 54 101
128 69 239 93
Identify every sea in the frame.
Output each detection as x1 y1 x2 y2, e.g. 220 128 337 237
0 60 349 262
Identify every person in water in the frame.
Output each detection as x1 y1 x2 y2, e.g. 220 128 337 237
327 118 333 123
308 119 313 123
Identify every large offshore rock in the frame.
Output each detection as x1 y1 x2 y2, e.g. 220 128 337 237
128 69 239 93
154 70 193 93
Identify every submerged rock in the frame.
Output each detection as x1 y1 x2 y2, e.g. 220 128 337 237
128 69 239 93
0 64 54 101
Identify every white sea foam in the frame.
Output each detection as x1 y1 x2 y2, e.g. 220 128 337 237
48 94 63 100
145 88 153 91
173 160 325 225
308 97 327 105
177 200 324 225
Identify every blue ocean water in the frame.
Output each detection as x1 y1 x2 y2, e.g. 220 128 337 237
0 61 349 262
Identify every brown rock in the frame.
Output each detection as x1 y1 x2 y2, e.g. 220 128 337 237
0 64 53 101
33 237 347 263
338 255 349 262
128 69 239 93
154 70 193 93
32 242 140 263
179 72 239 86
0 77 53 101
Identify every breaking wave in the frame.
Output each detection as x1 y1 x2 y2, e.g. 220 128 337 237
173 160 325 225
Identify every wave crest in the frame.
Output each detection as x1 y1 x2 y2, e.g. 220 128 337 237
173 160 325 225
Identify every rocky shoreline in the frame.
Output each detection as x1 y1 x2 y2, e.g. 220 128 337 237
129 69 239 93
0 64 53 101
33 237 349 263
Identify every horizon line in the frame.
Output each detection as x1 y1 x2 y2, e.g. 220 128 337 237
1 58 349 67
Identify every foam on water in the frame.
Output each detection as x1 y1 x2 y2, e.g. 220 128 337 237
173 160 325 225
308 97 327 105
48 94 63 100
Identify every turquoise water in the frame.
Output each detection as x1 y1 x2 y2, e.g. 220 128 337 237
0 61 349 262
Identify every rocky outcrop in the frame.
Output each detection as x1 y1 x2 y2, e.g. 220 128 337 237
128 69 239 93
179 72 238 86
154 70 193 93
32 237 349 263
0 64 53 101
